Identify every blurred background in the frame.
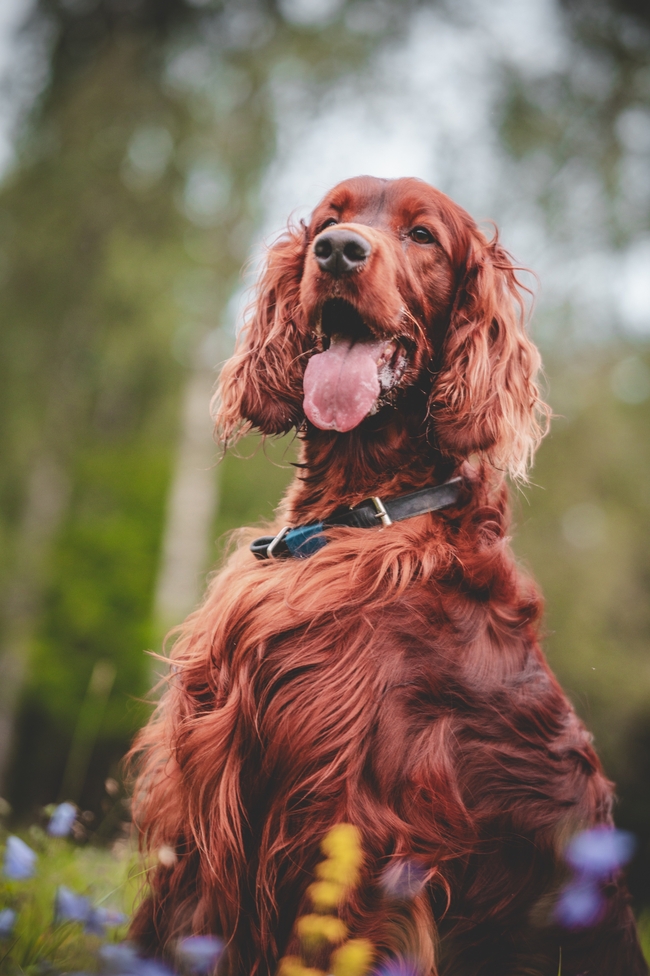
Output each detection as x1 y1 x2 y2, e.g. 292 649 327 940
0 0 648 908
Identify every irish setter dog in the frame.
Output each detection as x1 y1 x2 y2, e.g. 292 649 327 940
130 177 647 975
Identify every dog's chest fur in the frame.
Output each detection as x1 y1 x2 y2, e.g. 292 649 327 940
185 517 592 912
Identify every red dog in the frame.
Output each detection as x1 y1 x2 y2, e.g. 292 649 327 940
131 177 647 975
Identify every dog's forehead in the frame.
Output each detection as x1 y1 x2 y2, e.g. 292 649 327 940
313 176 446 228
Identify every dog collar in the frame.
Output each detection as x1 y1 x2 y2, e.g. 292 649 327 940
250 476 463 560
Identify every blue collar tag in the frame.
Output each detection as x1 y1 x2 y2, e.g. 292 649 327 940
284 522 327 558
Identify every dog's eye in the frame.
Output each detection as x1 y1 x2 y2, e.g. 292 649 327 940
320 218 338 232
410 226 436 244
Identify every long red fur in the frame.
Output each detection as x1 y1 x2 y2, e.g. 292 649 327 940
129 177 647 976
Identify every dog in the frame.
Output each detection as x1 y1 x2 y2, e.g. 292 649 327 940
130 177 647 975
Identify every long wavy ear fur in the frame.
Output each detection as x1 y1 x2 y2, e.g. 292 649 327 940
214 224 310 444
430 229 550 482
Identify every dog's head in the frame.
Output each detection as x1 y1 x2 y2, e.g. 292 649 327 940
216 176 548 481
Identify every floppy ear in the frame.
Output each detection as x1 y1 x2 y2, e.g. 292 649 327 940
430 230 550 482
214 225 311 444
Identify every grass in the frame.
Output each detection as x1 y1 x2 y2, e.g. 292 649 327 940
0 827 138 975
639 911 650 966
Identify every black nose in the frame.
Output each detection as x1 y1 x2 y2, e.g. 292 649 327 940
313 229 371 276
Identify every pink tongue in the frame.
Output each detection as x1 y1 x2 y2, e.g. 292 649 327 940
303 337 389 432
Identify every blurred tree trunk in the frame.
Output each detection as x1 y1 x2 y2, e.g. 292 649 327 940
153 360 219 643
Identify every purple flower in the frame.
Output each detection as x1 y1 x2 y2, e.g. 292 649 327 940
380 860 429 900
554 827 636 930
3 836 37 880
54 886 126 935
100 943 175 976
374 960 420 976
131 961 176 976
55 886 92 926
566 827 635 880
0 908 17 938
85 905 127 936
48 802 77 838
99 942 140 972
554 878 605 929
177 935 225 974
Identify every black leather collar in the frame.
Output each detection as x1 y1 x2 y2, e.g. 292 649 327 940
250 476 463 560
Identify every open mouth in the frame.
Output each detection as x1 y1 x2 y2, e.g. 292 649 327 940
319 298 373 343
304 299 408 432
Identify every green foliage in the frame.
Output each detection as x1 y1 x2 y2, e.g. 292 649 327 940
212 434 297 546
639 911 650 967
515 346 650 902
35 446 170 728
498 0 650 250
517 347 650 765
0 30 193 815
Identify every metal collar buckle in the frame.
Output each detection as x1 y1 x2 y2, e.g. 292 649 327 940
266 525 290 558
370 496 392 527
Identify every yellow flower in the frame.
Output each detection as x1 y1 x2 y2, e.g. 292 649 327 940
277 825 370 976
277 956 326 976
307 879 346 911
330 939 374 976
319 824 363 888
297 913 348 947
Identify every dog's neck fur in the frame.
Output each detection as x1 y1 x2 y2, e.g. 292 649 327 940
283 394 456 525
